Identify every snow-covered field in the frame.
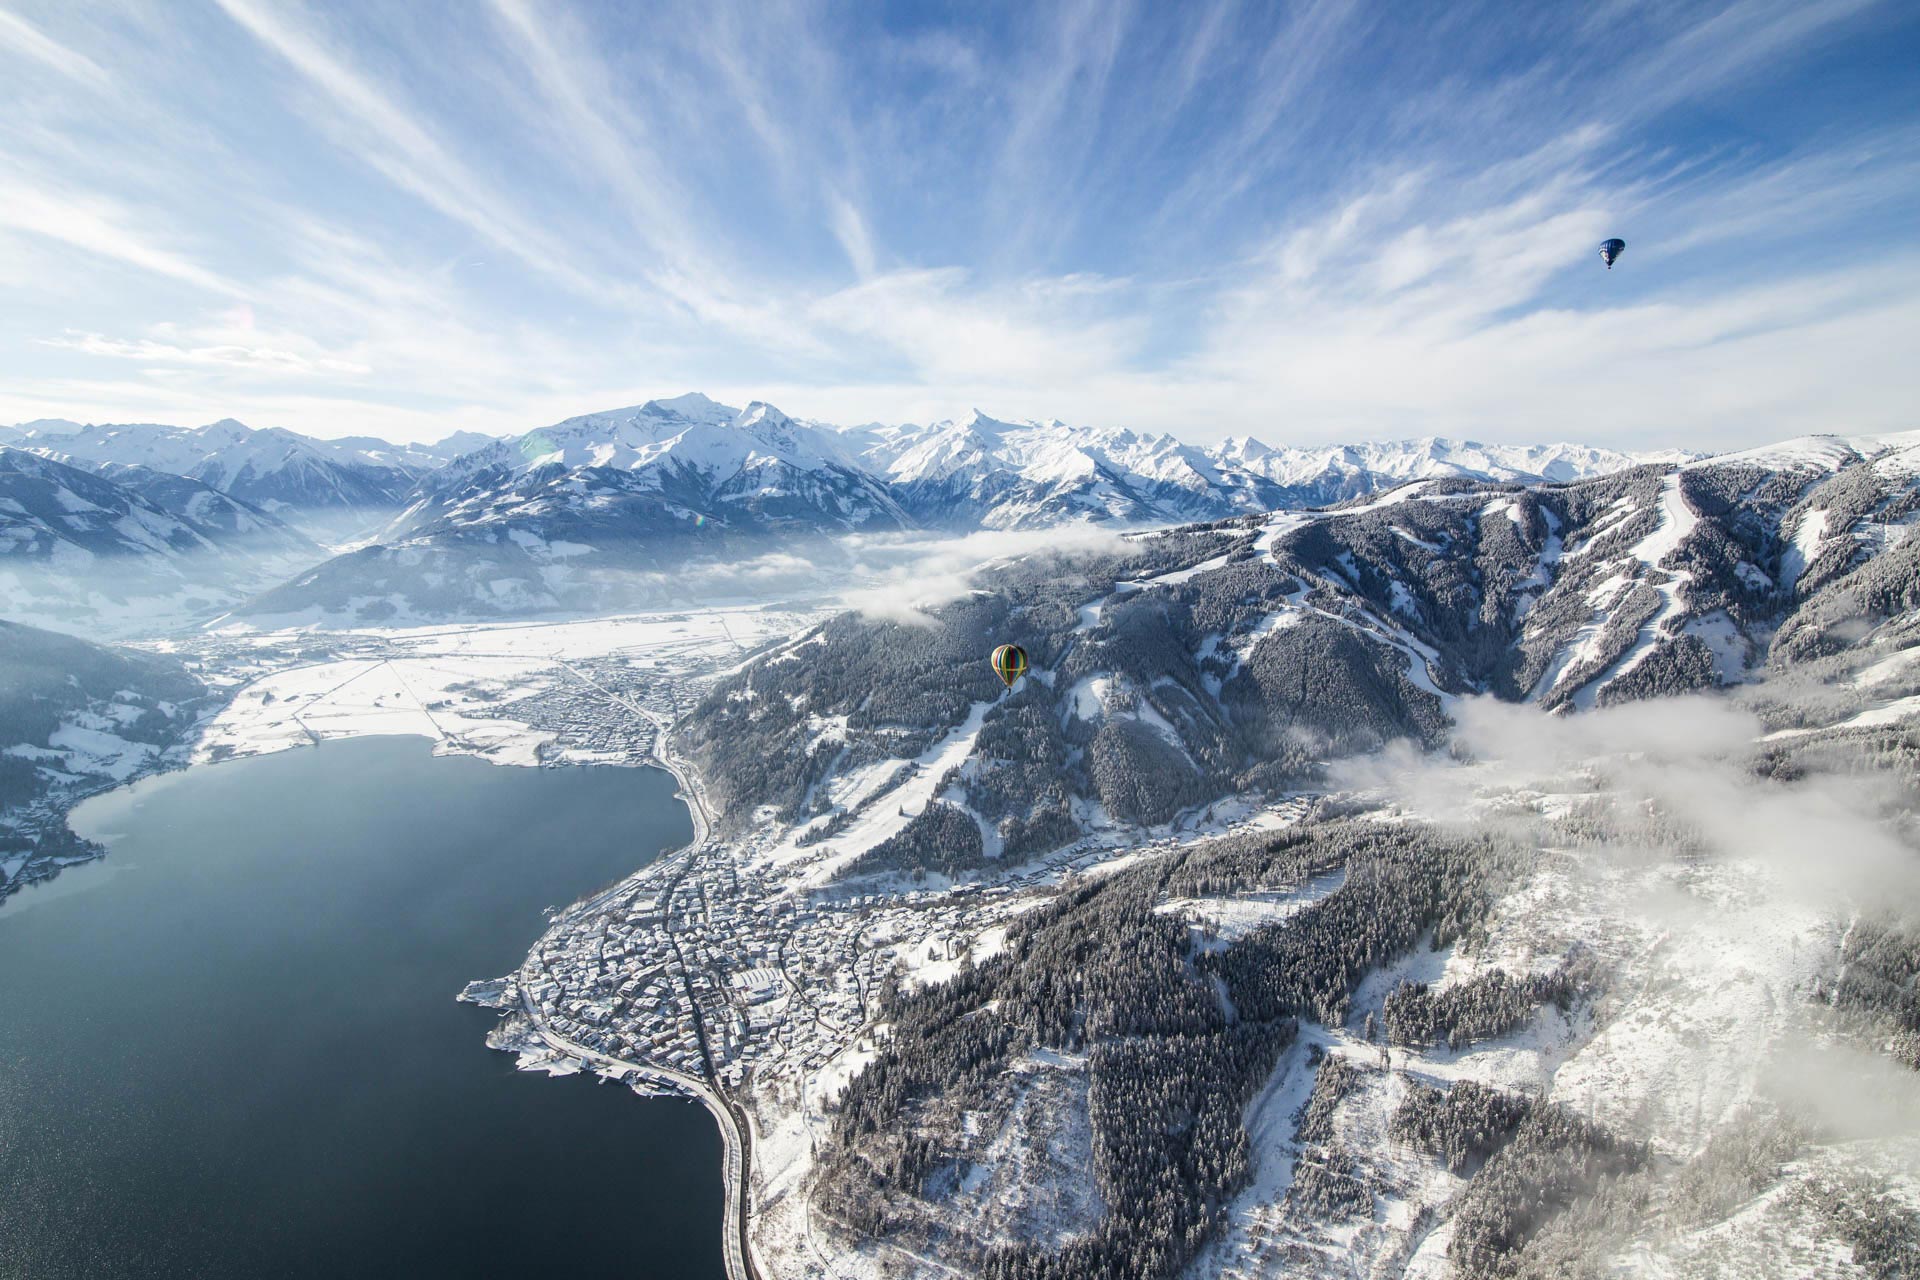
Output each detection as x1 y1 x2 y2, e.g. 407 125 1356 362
192 606 821 768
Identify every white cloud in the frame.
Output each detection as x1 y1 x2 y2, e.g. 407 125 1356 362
835 526 1134 624
42 329 371 375
0 8 109 86
1337 692 1920 910
2 2 1915 451
210 0 617 300
0 177 244 297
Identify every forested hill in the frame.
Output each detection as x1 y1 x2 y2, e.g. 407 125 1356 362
679 432 1920 873
0 620 209 901
679 430 1920 1280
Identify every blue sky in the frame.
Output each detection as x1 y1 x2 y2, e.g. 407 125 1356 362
2 0 1917 449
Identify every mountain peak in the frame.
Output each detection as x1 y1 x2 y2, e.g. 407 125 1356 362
737 400 794 428
964 409 1015 435
640 392 736 423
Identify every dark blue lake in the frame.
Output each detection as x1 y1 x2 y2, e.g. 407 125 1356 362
0 735 722 1279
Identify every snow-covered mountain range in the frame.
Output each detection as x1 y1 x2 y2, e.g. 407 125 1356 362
0 394 1725 626
0 448 319 636
8 417 478 525
850 410 1678 529
9 396 1675 549
683 425 1920 854
230 395 1688 622
397 393 909 540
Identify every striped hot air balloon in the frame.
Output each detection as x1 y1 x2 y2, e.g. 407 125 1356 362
990 644 1028 689
1599 238 1626 270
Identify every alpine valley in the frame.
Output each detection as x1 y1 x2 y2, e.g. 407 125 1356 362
4 397 1918 1280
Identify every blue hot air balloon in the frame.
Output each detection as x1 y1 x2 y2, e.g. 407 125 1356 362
1599 238 1626 270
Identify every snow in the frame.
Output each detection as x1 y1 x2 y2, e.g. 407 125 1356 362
1684 610 1750 682
46 723 155 781
1851 645 1920 690
443 397 857 487
1832 692 1920 730
1065 675 1112 721
1134 551 1232 587
1157 867 1348 947
1546 862 1833 1159
1630 471 1699 570
1566 473 1701 708
1391 526 1446 552
1694 433 1869 473
771 699 996 886
1781 508 1827 591
198 605 819 769
1481 497 1525 525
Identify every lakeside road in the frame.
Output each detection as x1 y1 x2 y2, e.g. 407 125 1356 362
526 666 757 1280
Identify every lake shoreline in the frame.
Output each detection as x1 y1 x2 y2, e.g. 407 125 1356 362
467 682 761 1280
2 736 724 1279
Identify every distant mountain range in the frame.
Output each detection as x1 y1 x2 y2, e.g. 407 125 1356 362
4 417 490 526
0 450 319 636
851 410 1682 529
3 394 1702 628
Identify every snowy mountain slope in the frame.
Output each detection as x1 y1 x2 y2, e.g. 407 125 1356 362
846 410 1273 529
843 412 1673 530
0 448 327 637
679 429 1920 878
233 396 914 624
91 463 317 553
1 448 242 562
402 393 899 531
0 619 209 902
648 437 1920 1280
15 417 424 522
4 400 1688 548
4 418 86 437
330 429 500 471
233 396 1685 625
1227 435 1697 508
1231 430 1920 715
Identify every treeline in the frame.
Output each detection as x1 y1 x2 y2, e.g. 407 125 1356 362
1288 1049 1374 1222
821 859 1295 1278
679 532 1244 838
680 517 1463 858
1820 912 1920 1068
1390 1079 1645 1278
1382 952 1593 1049
1203 823 1527 1027
819 815 1525 1278
1292 1046 1360 1147
1390 1079 1534 1175
841 801 986 880
1450 1103 1643 1278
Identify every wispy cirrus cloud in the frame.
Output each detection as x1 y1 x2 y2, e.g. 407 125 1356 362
0 0 1913 450
41 327 372 376
0 176 244 297
0 7 107 86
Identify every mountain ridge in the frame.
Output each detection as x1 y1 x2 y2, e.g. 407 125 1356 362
9 417 494 526
4 396 1743 628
